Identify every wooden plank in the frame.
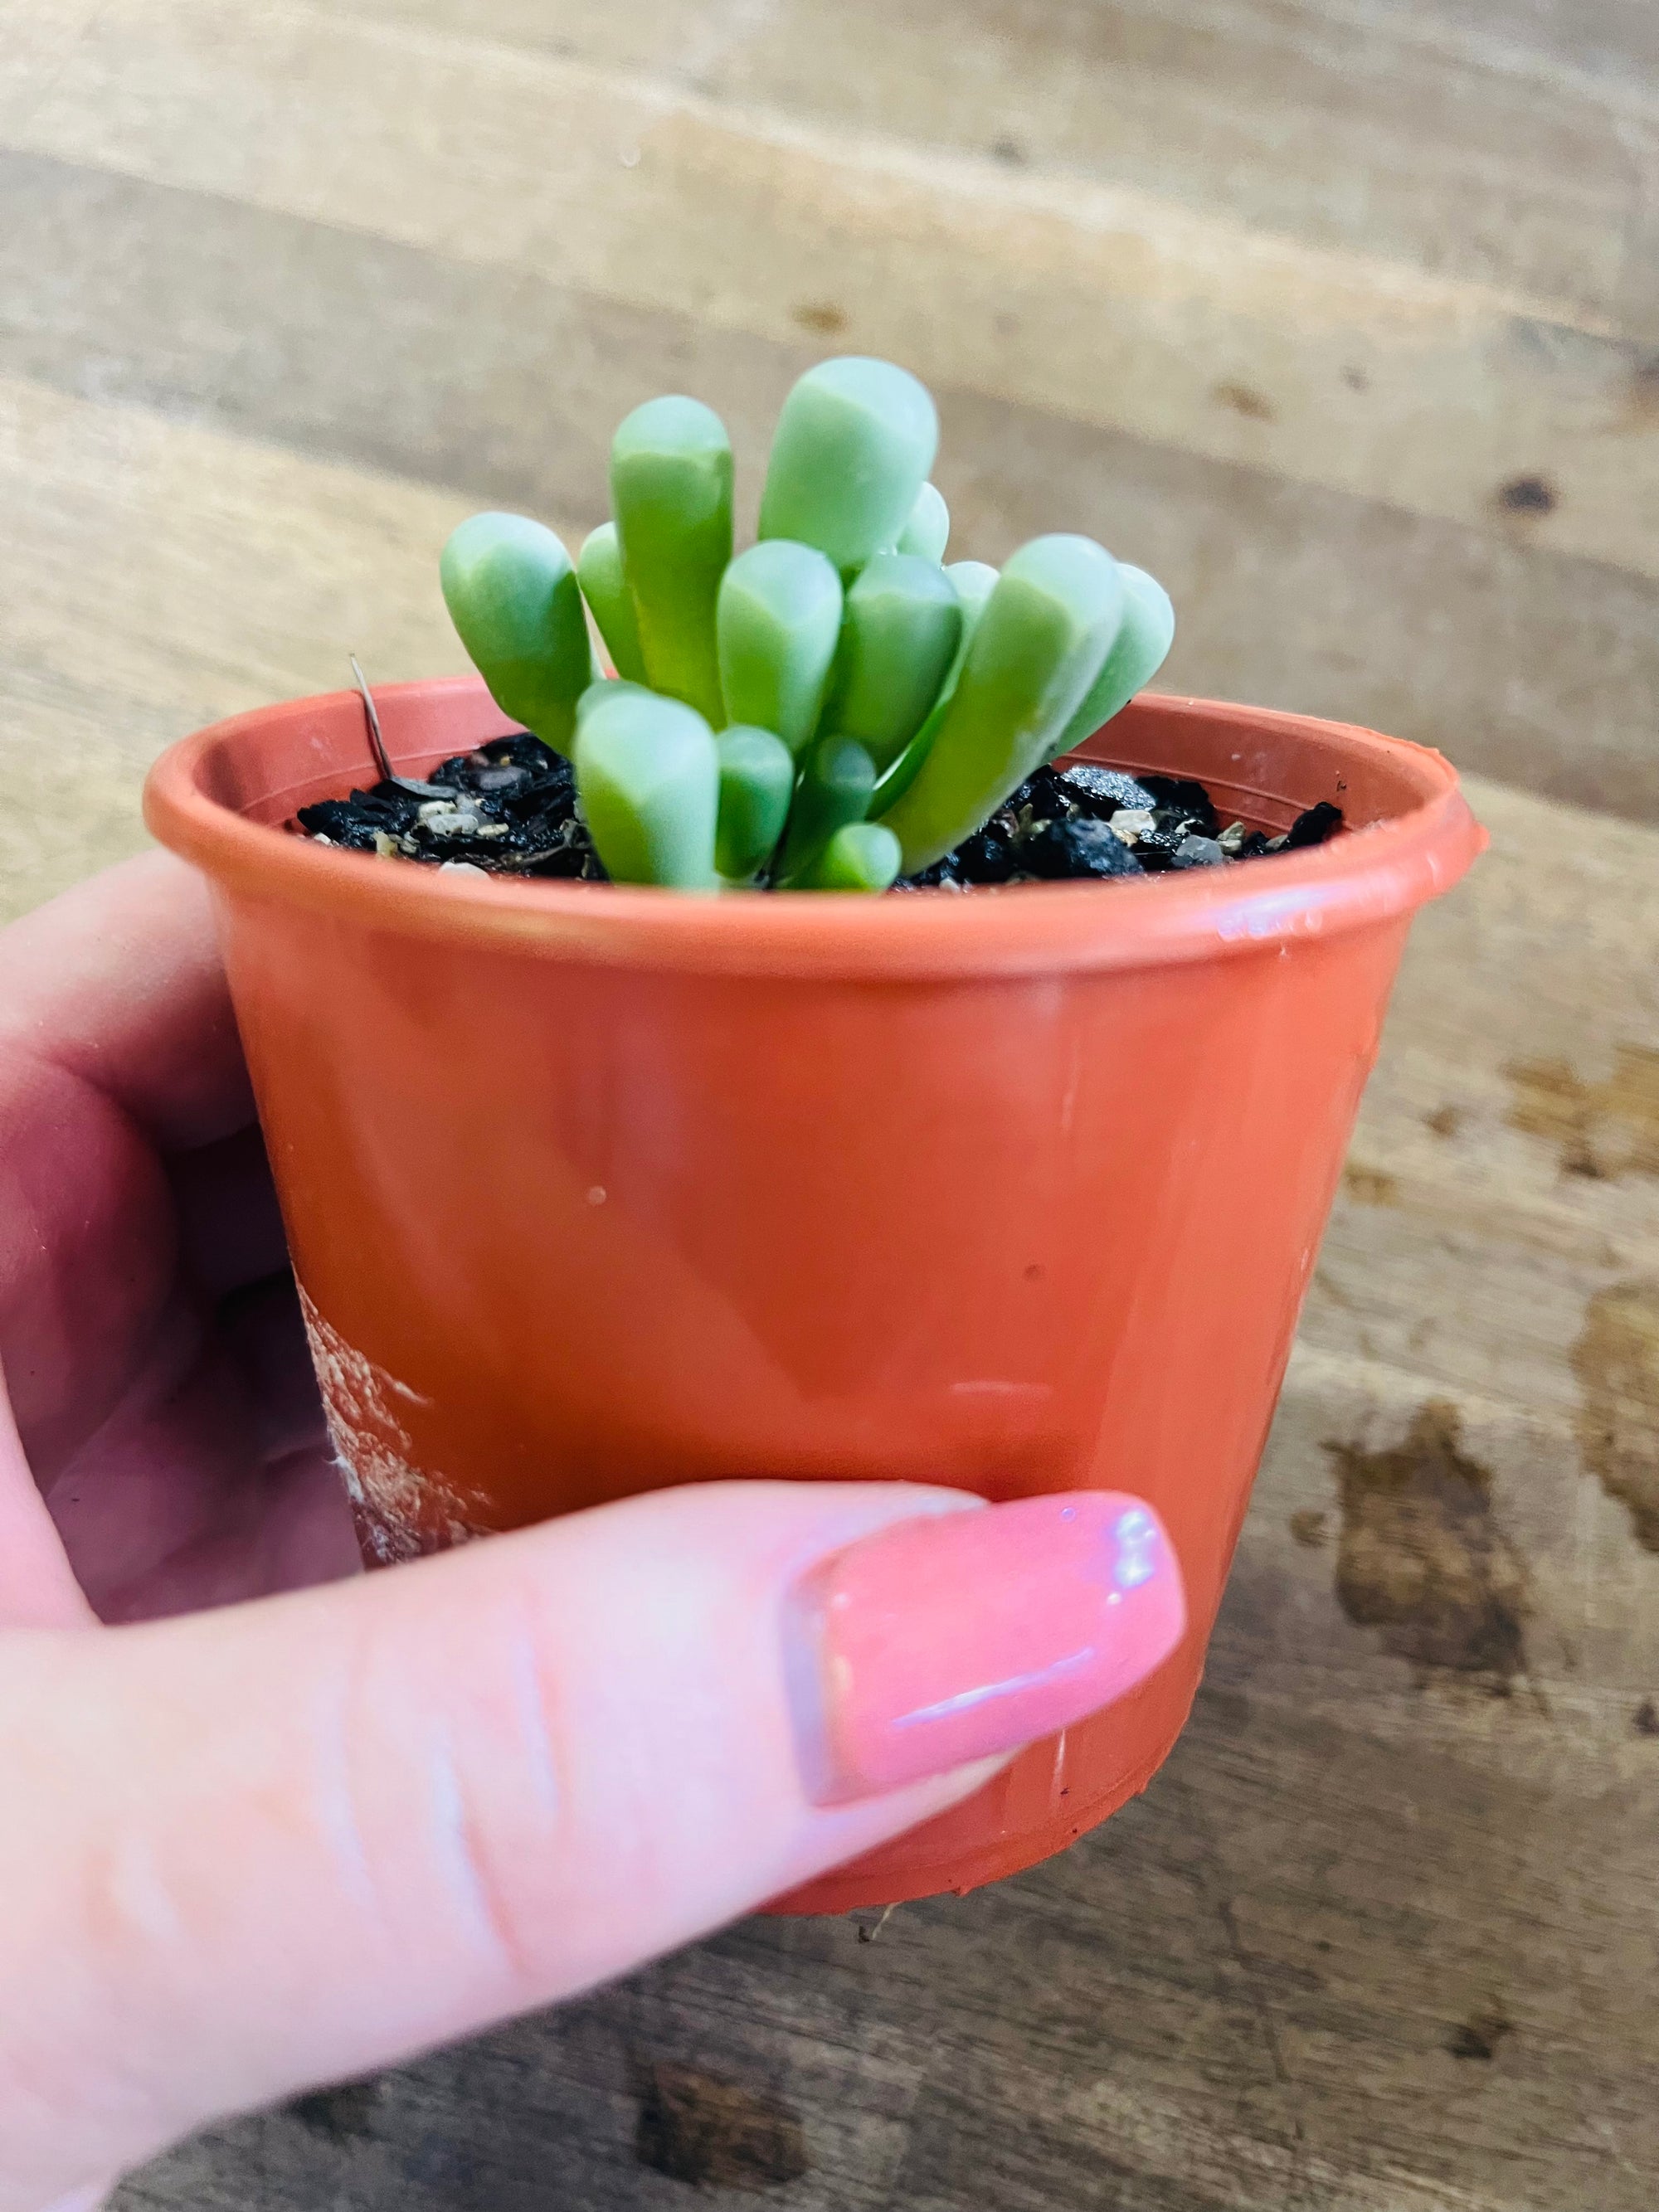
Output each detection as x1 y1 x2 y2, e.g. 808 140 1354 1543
0 373 484 921
69 445 1656 2212
1310 778 1659 1437
338 0 1659 321
1340 0 1659 91
2 0 1655 590
2 163 1658 848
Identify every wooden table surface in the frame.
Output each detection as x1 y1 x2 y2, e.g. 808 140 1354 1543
1 3 1655 2205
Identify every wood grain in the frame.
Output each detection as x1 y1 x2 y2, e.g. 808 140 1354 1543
0 374 486 920
343 0 1659 320
0 1 1655 2203
3 0 1652 577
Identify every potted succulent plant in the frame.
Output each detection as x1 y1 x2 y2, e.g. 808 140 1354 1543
144 357 1481 1913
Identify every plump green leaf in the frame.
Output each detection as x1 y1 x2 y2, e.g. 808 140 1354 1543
716 539 844 756
877 536 1124 873
758 357 937 575
715 723 795 882
573 686 720 888
577 522 647 684
440 512 591 753
827 553 962 771
576 677 649 720
1048 564 1175 759
869 558 998 814
793 821 902 892
611 396 732 723
896 480 950 562
778 735 876 883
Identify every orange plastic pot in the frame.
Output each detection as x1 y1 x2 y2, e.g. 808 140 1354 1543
145 680 1481 1912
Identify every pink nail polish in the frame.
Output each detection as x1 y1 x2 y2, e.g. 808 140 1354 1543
785 1493 1186 1804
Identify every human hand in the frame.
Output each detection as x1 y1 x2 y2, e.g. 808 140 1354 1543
0 855 1185 2206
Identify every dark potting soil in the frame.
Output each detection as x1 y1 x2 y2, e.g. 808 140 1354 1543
294 733 1345 889
296 730 604 878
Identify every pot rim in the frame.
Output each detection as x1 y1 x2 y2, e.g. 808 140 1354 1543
144 678 1484 979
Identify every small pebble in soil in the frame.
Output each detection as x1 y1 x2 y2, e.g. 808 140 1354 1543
1137 775 1222 839
1022 814 1142 880
1172 834 1225 868
1050 762 1157 814
1282 799 1344 850
294 732 1346 891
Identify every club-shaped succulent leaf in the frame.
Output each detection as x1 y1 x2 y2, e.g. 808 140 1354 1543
575 676 649 722
715 723 795 882
826 553 962 772
573 685 720 888
1048 564 1175 760
878 537 1124 873
610 396 732 723
897 480 950 562
577 522 647 684
716 539 844 756
778 735 877 884
758 358 938 575
440 513 592 753
794 822 902 892
945 560 1001 620
870 558 999 814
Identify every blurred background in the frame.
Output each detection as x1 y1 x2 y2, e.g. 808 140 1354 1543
0 0 1654 922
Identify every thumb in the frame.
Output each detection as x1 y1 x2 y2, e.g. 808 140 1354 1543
0 1480 1184 2202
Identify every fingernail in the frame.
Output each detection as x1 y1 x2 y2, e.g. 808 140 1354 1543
784 1493 1186 1804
